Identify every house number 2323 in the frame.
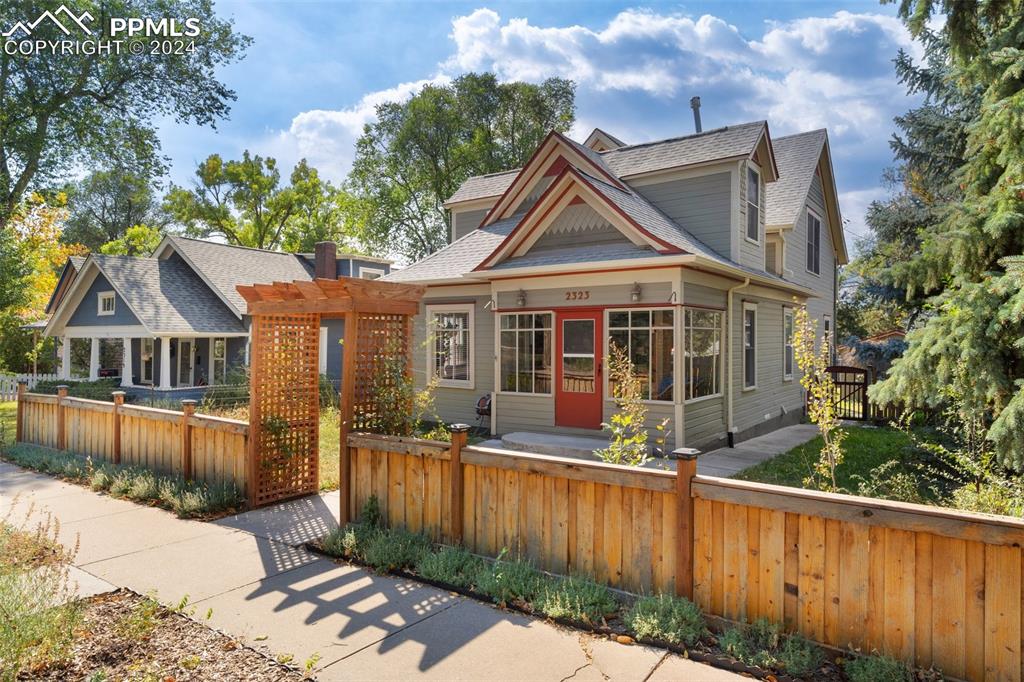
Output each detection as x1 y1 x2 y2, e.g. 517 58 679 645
565 290 590 301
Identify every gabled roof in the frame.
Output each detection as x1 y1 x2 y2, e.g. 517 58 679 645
766 130 848 264
383 217 518 284
766 130 827 227
446 121 776 206
45 254 245 336
155 236 314 317
583 128 626 151
44 256 86 315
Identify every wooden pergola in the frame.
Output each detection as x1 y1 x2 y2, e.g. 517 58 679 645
237 277 425 510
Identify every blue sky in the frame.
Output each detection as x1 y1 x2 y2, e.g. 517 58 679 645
158 1 924 246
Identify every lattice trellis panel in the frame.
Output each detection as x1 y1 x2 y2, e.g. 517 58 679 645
350 312 412 434
249 312 321 507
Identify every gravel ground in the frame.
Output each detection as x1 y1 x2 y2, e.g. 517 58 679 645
26 590 303 681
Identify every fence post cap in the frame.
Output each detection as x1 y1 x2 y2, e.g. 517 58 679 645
16 379 28 386
181 399 198 407
449 423 471 433
670 447 701 461
111 390 126 397
56 385 69 393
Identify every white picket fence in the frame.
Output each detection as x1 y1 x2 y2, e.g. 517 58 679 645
0 373 58 401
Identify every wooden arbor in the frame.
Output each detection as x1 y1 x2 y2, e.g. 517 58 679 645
237 277 425 508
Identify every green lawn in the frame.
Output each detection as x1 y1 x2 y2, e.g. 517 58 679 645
1 401 15 446
733 425 917 493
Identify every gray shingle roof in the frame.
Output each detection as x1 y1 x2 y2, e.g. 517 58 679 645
69 256 86 270
766 130 826 227
445 121 768 205
445 169 520 205
168 236 314 315
92 255 246 334
383 217 519 283
489 243 657 270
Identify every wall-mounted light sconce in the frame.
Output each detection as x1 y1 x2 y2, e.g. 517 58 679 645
668 290 678 303
483 298 496 310
630 282 642 303
516 290 527 307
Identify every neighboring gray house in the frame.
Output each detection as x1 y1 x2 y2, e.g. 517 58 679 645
42 237 391 398
385 121 847 450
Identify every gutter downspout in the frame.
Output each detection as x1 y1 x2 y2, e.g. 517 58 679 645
726 277 750 447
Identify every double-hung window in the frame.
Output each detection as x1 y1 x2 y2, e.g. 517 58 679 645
807 209 822 275
683 308 722 401
500 313 552 394
211 338 227 384
608 309 674 401
783 308 794 380
746 167 760 242
743 303 757 389
427 304 474 388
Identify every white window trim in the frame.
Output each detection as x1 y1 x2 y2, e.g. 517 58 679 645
783 307 794 381
319 327 328 374
806 207 822 276
603 307 676 404
426 303 475 389
682 307 724 404
358 266 386 279
744 166 761 245
742 302 758 391
140 338 154 384
498 311 554 397
97 291 116 316
210 337 227 385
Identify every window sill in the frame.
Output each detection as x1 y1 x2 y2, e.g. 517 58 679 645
603 398 674 406
497 390 552 398
684 393 723 405
783 376 794 382
744 236 761 246
97 312 115 317
805 268 821 277
437 381 475 390
742 385 757 392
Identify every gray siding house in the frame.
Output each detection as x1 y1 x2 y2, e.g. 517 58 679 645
42 237 391 399
386 121 847 450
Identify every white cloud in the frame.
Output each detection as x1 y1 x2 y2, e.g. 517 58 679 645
838 187 887 253
262 5 917 241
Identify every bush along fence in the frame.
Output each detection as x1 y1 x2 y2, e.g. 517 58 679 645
342 427 1024 681
13 383 249 495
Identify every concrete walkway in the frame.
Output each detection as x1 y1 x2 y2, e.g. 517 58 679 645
0 460 741 681
697 424 819 477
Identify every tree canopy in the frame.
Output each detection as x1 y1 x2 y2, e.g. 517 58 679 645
346 73 576 262
62 168 168 251
870 2 1024 468
0 0 250 224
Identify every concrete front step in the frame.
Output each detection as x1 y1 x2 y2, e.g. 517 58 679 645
499 431 610 459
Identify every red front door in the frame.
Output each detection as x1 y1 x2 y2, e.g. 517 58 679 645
555 310 603 429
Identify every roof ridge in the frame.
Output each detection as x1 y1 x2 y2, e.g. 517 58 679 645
598 120 767 156
773 128 827 141
170 234 304 258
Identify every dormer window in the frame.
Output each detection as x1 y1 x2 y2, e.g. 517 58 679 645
97 291 115 316
746 167 760 242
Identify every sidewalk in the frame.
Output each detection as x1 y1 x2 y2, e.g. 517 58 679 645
1 460 741 681
697 424 818 477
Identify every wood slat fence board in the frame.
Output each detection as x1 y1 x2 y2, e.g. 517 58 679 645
15 391 248 493
344 431 1024 680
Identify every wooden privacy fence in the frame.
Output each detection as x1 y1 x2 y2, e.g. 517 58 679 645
345 430 1024 681
14 385 249 493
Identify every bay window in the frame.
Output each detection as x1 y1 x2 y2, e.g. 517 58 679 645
608 309 674 401
427 304 474 387
500 313 552 394
683 308 722 401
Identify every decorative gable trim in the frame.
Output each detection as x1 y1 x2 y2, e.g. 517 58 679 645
480 131 627 228
751 123 780 183
583 127 626 152
475 166 683 271
816 137 848 265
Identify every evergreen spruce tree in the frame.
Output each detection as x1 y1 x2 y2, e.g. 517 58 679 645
871 2 1024 468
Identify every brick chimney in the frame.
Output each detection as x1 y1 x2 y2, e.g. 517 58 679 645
314 241 337 280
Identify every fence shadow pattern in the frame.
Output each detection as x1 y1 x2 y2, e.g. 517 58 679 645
346 432 1024 681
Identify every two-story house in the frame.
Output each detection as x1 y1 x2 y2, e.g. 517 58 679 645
384 121 846 451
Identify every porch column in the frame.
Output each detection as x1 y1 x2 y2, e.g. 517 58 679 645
121 337 133 387
60 337 71 379
89 338 100 380
159 337 172 389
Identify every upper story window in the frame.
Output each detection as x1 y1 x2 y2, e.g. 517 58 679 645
427 304 474 388
359 266 385 280
684 308 722 401
500 313 552 394
807 209 822 275
97 291 115 316
608 309 674 401
746 167 760 242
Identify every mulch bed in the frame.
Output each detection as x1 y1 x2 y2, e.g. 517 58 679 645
26 590 303 681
